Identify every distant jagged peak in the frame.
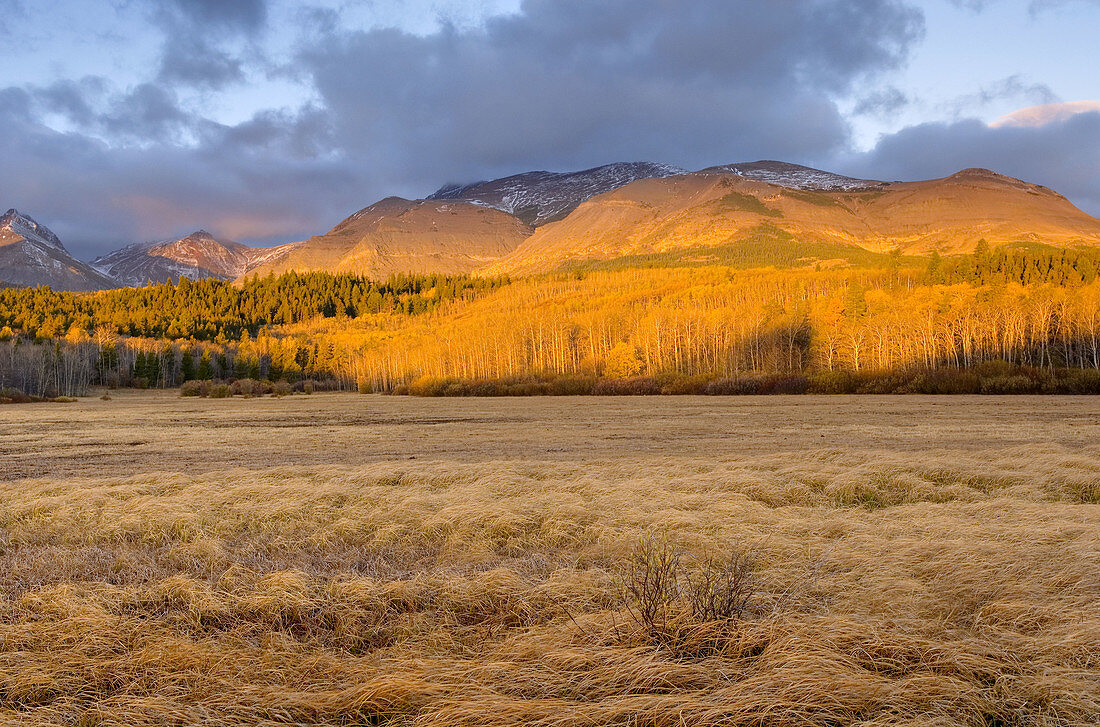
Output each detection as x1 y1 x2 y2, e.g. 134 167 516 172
157 229 243 251
0 208 67 252
95 229 241 264
698 160 886 192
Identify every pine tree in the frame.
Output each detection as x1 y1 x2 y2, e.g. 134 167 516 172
180 348 196 382
926 251 944 285
844 282 867 320
197 351 214 380
134 350 148 385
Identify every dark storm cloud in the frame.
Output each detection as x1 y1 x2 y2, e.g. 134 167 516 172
300 0 925 187
845 111 1100 213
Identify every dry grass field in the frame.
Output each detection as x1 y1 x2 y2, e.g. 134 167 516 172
1 391 1098 725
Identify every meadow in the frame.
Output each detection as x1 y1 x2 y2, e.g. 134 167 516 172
1 391 1098 725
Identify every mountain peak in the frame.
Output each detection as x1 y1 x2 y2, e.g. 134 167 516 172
949 168 1011 181
0 208 67 252
0 209 118 290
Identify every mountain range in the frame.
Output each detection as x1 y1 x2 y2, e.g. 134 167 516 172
5 160 1100 290
91 231 301 287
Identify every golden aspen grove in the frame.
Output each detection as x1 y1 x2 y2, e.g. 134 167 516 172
336 267 1100 393
5 247 1100 398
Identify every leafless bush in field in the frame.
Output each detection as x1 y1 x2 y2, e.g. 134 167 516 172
684 549 756 624
623 534 682 643
623 534 757 651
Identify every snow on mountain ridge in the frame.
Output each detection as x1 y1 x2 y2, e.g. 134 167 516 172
428 162 688 226
700 161 886 191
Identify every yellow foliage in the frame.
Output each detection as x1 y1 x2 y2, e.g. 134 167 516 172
604 342 643 378
277 266 1100 390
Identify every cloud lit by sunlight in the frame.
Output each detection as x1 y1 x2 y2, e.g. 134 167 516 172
990 100 1100 128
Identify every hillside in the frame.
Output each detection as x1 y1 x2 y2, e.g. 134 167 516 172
244 197 532 280
93 231 301 286
0 209 116 291
485 165 1100 275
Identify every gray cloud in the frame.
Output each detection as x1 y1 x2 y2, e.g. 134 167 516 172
948 0 992 10
1030 0 1100 13
148 0 265 90
941 74 1059 117
19 80 198 145
950 0 1099 11
157 36 246 90
301 0 924 188
0 83 354 255
853 87 910 118
160 0 267 34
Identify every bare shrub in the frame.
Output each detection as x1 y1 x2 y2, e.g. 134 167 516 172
180 380 209 397
623 534 682 643
685 550 756 623
0 387 34 403
623 534 757 650
208 383 232 398
227 378 277 397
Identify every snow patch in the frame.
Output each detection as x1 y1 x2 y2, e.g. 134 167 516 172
701 161 885 192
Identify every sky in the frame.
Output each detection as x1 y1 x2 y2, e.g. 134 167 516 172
1 0 1098 258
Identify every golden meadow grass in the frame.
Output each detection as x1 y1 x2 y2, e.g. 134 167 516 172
1 392 1098 725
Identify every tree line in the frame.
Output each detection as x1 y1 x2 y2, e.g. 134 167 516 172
928 240 1100 287
0 329 360 397
0 272 508 341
